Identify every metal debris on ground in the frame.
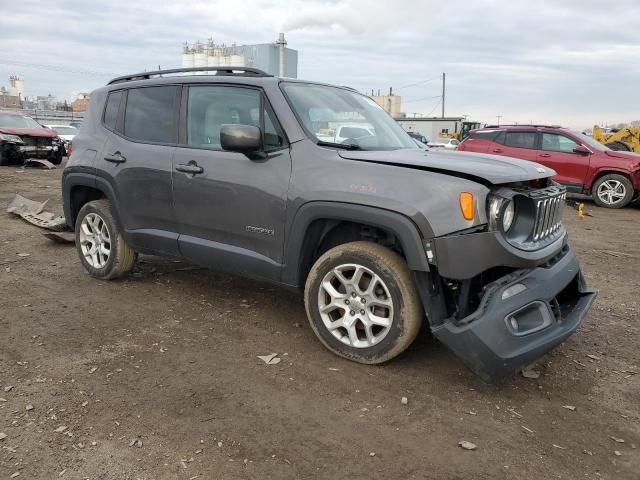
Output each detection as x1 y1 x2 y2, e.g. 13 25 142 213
23 159 57 169
257 353 281 365
562 405 576 411
7 194 69 233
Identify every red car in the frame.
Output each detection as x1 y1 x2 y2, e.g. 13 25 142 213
0 112 63 166
458 125 640 208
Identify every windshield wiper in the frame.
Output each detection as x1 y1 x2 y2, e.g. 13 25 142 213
316 140 363 150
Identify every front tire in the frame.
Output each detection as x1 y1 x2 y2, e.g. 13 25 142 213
592 174 634 208
304 241 423 364
75 199 137 279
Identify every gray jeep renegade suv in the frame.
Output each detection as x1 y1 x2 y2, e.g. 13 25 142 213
62 67 596 382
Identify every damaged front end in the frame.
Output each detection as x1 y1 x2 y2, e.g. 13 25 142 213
419 182 597 382
1 134 62 166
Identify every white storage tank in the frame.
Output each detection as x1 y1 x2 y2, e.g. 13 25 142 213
231 54 245 66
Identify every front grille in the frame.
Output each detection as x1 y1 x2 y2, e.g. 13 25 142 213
532 192 566 241
20 136 52 147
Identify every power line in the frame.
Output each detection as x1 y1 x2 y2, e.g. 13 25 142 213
402 94 442 104
0 59 114 77
395 74 442 91
425 99 442 117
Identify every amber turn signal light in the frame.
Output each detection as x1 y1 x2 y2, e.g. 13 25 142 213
459 192 474 220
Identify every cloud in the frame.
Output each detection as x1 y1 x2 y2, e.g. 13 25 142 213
0 0 639 128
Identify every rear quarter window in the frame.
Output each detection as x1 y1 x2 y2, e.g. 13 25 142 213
103 91 123 130
468 130 502 141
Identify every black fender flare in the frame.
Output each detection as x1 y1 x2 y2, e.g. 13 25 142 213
62 171 125 236
282 201 431 286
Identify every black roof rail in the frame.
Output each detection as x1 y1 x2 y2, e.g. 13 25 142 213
483 124 563 129
107 66 272 85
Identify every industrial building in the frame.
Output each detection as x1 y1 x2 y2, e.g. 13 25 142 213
181 34 298 78
370 88 402 118
0 75 25 108
395 117 466 141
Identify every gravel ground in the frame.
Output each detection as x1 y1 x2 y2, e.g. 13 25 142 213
0 163 638 479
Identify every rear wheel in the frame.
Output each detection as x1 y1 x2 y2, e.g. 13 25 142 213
592 174 634 208
605 141 631 151
75 199 137 279
304 241 423 364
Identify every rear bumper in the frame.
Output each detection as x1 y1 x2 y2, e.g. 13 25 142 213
431 248 596 382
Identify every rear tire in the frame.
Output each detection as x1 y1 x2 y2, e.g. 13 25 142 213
75 199 137 279
592 174 634 208
304 241 423 364
605 141 631 152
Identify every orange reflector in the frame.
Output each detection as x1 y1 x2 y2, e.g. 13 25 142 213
459 192 474 220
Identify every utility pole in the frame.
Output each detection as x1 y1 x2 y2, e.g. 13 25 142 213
496 115 503 125
441 72 446 118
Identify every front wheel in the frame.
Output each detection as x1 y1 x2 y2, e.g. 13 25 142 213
592 174 634 208
304 241 423 364
75 199 137 279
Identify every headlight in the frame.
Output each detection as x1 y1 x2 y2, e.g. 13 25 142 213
488 195 515 232
502 199 515 231
0 133 23 143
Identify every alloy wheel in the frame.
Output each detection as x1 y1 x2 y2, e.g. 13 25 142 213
79 213 111 268
317 263 394 348
596 180 626 206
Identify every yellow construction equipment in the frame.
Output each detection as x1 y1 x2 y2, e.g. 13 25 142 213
592 125 640 152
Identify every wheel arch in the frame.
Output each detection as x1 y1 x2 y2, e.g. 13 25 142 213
282 201 431 287
588 168 636 194
63 173 125 233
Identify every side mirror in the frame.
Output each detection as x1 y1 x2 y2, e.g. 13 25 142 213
573 145 591 155
220 124 263 153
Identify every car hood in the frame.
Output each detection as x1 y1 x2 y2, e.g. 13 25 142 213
0 127 56 138
338 149 554 184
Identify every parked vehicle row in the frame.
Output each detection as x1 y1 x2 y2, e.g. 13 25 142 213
44 124 78 156
458 125 640 208
0 112 64 166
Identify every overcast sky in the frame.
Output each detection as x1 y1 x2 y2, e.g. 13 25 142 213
1 0 638 128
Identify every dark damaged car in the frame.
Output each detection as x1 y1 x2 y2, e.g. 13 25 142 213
62 67 597 382
0 112 64 166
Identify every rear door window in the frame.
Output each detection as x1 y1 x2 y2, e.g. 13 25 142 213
504 131 536 149
124 86 178 143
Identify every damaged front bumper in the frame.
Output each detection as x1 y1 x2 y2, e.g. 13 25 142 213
430 248 596 382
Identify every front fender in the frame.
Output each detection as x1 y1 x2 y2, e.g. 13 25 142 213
281 201 430 286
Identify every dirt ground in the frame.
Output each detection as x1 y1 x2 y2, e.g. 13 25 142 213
0 163 638 480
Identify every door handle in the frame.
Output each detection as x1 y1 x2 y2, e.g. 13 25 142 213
492 148 503 153
175 161 204 175
104 152 126 163
539 153 551 158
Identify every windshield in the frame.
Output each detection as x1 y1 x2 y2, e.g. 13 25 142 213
51 126 78 135
281 82 417 151
0 114 43 129
573 131 610 151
